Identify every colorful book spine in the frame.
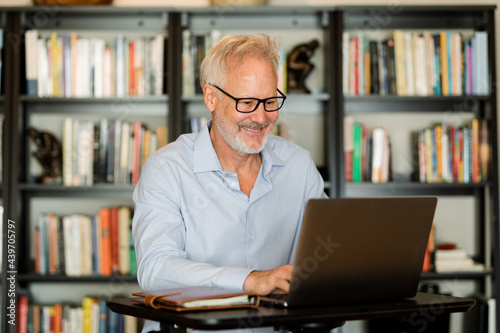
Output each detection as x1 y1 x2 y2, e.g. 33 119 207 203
23 31 164 98
342 30 489 97
352 123 363 182
416 119 488 183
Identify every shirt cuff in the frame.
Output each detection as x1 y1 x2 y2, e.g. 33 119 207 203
217 266 254 291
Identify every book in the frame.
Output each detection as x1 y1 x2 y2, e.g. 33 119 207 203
80 215 93 276
132 287 260 312
434 260 485 273
63 215 82 276
99 208 112 276
393 30 406 96
110 206 120 274
343 116 354 182
17 294 29 333
385 38 396 95
371 127 385 183
474 31 489 95
435 248 468 260
404 32 415 96
352 123 363 182
357 34 365 96
368 40 379 94
118 207 131 275
278 47 288 93
129 216 137 275
434 247 485 273
25 30 39 96
488 298 496 333
342 32 350 95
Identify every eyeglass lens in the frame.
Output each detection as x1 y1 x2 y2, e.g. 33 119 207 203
237 97 285 112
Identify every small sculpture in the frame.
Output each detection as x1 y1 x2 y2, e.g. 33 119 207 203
287 39 320 93
28 127 63 184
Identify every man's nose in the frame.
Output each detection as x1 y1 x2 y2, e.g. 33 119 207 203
250 102 268 123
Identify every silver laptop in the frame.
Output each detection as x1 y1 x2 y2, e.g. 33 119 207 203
262 197 437 308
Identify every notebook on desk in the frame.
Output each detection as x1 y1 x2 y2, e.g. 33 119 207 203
261 197 438 308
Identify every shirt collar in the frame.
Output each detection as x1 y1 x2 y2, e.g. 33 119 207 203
193 120 285 174
193 121 222 173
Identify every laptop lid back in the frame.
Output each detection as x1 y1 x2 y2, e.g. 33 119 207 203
287 197 437 307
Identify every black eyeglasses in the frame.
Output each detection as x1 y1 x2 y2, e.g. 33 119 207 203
213 85 287 113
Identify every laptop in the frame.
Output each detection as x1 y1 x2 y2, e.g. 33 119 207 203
261 197 438 308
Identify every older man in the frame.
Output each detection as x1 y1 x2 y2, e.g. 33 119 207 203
133 33 327 332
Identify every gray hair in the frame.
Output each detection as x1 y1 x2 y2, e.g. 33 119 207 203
200 33 281 89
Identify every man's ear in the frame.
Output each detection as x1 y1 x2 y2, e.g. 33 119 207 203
203 84 218 113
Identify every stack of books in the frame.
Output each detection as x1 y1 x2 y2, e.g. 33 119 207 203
434 247 485 273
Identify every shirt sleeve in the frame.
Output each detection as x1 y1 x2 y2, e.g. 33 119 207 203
132 156 253 292
305 151 329 201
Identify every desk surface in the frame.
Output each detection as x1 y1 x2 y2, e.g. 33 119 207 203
107 292 475 331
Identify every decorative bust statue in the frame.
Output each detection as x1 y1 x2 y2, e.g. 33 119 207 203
28 127 63 184
287 39 320 93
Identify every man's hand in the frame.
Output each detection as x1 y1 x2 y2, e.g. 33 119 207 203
243 264 293 295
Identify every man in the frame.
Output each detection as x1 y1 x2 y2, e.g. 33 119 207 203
133 33 327 332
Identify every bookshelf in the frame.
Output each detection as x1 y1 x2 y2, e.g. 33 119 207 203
0 16 3 333
0 4 498 333
2 7 169 333
334 5 499 331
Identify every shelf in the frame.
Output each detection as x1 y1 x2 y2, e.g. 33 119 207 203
19 183 135 197
20 95 168 103
19 274 137 283
344 95 490 113
184 6 328 30
17 7 169 31
344 182 490 197
20 95 169 117
421 270 493 280
341 5 493 30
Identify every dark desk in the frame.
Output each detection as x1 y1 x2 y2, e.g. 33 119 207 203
107 292 475 332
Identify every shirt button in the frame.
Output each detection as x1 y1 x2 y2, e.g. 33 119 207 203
250 235 254 240
251 267 256 270
230 182 236 187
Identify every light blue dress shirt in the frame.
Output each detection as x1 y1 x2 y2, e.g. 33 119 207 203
133 121 327 332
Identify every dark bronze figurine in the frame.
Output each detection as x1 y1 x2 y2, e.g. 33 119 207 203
28 127 63 184
287 39 320 93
